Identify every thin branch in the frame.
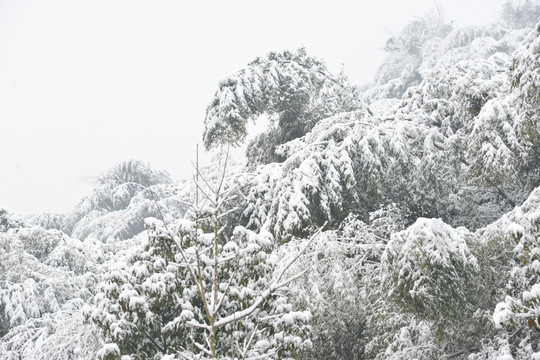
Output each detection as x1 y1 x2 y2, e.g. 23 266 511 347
191 160 218 196
193 180 217 207
144 331 165 353
186 319 211 331
204 333 213 353
243 321 260 357
191 339 213 356
214 267 309 329
216 145 230 195
509 327 522 339
146 180 210 318
214 258 240 316
216 206 239 220
276 222 327 284
212 224 325 329
163 230 213 323
145 181 170 229
446 348 478 359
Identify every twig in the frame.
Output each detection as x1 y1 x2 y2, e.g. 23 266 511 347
145 181 169 230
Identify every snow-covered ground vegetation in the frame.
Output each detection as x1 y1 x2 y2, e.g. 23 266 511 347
3 1 540 358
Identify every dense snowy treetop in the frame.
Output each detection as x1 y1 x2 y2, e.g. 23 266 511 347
203 48 332 149
203 48 366 170
98 160 172 187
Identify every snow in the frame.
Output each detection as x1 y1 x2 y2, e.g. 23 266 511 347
497 354 514 360
493 301 513 328
255 339 270 349
97 343 120 359
281 313 294 325
3 7 540 360
522 283 540 302
144 217 164 230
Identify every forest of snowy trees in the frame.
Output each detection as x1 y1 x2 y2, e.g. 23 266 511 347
3 1 540 359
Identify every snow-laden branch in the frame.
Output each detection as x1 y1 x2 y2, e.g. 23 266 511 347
214 267 308 328
275 222 326 284
213 224 325 328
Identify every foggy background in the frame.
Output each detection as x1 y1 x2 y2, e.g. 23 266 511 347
0 0 506 214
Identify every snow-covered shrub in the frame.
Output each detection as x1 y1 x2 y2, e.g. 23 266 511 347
381 218 478 321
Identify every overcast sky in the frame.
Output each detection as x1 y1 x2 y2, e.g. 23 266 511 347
0 0 507 214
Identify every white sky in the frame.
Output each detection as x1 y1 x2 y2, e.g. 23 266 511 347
0 0 507 214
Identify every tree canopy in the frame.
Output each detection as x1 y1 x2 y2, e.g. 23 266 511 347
4 4 540 359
